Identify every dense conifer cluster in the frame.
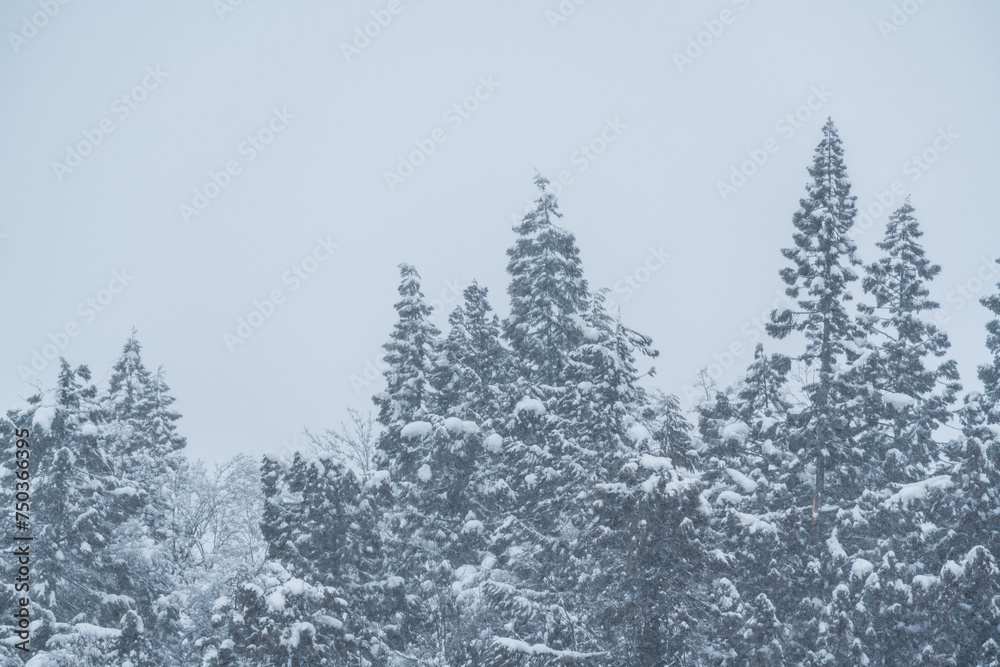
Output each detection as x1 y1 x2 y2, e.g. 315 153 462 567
4 120 1000 665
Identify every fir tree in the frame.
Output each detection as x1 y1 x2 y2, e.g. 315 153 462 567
213 453 390 665
979 258 1000 407
374 264 442 464
504 172 590 389
431 281 508 425
767 118 864 512
737 344 792 440
102 333 187 538
855 199 960 485
742 593 788 667
16 360 143 659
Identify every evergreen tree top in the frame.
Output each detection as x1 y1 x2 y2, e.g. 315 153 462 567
106 329 154 421
768 118 862 355
863 198 941 315
374 264 442 429
504 173 590 387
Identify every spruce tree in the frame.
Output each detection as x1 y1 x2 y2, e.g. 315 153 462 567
504 172 590 389
373 264 442 464
855 199 960 485
431 281 508 425
591 452 714 665
103 333 187 538
766 118 864 511
979 258 1000 407
737 344 792 440
19 361 135 657
212 453 390 665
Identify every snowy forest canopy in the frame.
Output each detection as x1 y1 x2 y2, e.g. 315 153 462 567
3 118 1000 666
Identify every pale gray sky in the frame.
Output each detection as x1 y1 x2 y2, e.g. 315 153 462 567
2 1 998 465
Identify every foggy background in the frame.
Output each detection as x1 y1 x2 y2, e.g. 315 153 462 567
2 0 998 466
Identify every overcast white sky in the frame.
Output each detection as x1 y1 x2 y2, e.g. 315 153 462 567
2 1 999 466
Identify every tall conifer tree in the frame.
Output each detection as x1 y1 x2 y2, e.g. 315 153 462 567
767 118 864 509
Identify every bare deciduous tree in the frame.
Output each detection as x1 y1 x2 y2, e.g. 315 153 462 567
304 408 380 475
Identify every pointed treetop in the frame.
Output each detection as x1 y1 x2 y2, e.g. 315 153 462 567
374 263 441 428
504 173 590 386
106 330 153 421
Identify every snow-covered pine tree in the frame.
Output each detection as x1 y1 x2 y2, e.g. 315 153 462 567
102 333 187 538
105 331 154 420
552 292 662 658
377 414 493 665
929 393 1000 563
210 452 390 666
503 172 590 390
431 280 508 426
740 593 788 666
484 293 671 664
695 344 790 494
737 344 792 444
100 334 190 664
13 360 142 661
852 550 917 664
433 303 473 419
855 199 960 486
371 283 501 660
766 118 865 513
979 258 1000 408
805 583 868 666
469 176 613 664
640 389 695 466
915 546 1000 665
689 345 799 663
917 281 1000 566
374 264 442 466
560 289 658 453
590 450 714 666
